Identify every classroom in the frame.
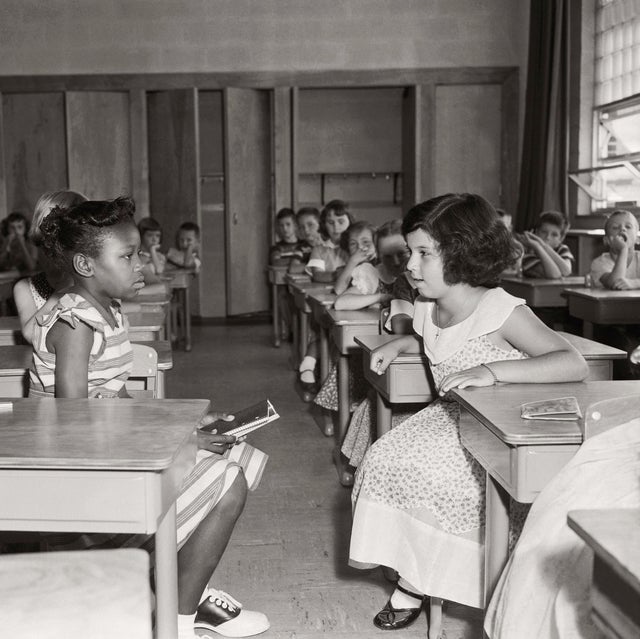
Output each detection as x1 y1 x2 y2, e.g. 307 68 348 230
0 1 639 638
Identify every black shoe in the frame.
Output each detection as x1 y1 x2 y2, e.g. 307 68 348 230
373 584 425 631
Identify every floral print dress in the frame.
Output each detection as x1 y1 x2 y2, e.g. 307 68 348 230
349 288 527 609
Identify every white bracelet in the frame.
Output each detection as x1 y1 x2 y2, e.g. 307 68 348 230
481 362 499 384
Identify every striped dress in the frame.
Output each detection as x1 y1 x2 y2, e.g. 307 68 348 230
30 292 268 551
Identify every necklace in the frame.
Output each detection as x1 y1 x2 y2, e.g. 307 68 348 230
435 304 457 339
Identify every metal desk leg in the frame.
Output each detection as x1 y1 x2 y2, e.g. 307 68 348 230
183 286 191 352
319 326 329 383
154 502 178 639
583 320 594 340
376 393 392 439
157 371 166 399
337 353 350 444
272 282 280 348
299 312 309 364
484 476 510 607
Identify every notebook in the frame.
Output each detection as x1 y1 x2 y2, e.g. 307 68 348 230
200 399 279 437
520 396 582 421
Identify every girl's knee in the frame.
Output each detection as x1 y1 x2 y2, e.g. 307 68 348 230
220 470 248 516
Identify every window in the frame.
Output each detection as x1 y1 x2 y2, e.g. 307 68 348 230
570 0 640 214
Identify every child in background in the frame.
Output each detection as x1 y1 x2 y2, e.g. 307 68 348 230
13 190 88 344
521 210 574 278
306 199 353 283
138 216 167 284
315 220 410 437
0 211 38 273
590 209 640 289
32 197 269 639
167 221 202 274
496 208 524 276
270 208 305 267
350 194 587 637
590 209 640 378
295 206 325 391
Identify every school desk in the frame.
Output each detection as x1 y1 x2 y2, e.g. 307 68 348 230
0 397 209 639
0 341 173 399
568 509 640 639
0 270 20 315
165 268 196 352
267 265 289 347
451 380 640 608
564 287 640 339
500 275 586 307
0 312 166 346
307 290 337 384
356 331 626 439
0 548 152 638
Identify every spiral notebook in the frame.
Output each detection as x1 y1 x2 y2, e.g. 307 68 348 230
520 396 582 421
200 399 279 437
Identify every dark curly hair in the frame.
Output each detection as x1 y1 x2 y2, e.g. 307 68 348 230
340 220 377 253
402 193 521 288
320 199 355 239
39 196 136 273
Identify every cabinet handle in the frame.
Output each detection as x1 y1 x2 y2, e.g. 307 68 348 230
233 213 238 225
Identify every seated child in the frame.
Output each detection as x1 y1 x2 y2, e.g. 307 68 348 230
590 209 640 378
32 196 269 639
295 206 326 391
590 209 640 289
315 219 410 420
306 199 353 283
0 211 38 273
167 221 202 273
138 216 167 284
521 210 574 278
269 208 306 267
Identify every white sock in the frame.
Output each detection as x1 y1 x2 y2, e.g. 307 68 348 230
390 577 423 609
299 355 316 372
177 612 197 639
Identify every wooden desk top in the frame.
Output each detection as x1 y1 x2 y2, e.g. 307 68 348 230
558 331 627 360
0 397 208 469
164 268 196 289
327 308 380 325
564 287 640 301
568 509 640 594
306 290 336 306
355 334 424 360
501 275 586 288
126 312 164 329
451 380 640 445
0 270 21 283
0 341 173 374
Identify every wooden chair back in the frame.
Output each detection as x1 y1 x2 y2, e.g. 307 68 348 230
582 394 640 440
127 343 158 398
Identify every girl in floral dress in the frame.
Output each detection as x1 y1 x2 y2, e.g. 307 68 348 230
349 194 589 637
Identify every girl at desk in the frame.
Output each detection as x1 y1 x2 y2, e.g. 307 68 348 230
0 211 38 273
349 194 588 637
306 199 353 283
31 197 269 639
314 219 409 410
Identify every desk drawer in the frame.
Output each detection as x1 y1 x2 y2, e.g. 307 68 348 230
0 470 162 534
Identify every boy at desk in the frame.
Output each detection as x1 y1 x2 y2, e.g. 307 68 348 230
590 209 640 289
520 210 574 278
589 209 640 378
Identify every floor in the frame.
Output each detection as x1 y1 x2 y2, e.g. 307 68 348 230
170 323 483 639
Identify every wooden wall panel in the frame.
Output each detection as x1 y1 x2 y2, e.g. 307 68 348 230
434 84 502 205
297 88 403 173
129 89 150 218
2 92 67 218
66 91 131 200
198 90 226 318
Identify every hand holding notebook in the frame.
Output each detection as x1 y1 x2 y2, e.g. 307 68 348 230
520 396 582 421
200 399 279 437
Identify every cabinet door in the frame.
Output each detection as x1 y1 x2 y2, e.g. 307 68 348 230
224 89 271 316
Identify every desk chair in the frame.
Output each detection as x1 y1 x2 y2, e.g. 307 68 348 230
583 393 640 440
0 548 152 639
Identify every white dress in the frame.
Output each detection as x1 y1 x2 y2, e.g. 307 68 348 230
349 288 526 609
485 417 640 639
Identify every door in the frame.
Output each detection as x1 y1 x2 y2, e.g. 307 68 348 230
224 88 271 316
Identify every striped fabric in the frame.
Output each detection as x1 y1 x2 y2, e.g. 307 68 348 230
30 293 132 398
522 243 574 279
33 292 268 553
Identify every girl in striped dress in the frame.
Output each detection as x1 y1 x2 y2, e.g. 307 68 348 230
32 197 269 639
